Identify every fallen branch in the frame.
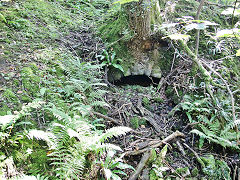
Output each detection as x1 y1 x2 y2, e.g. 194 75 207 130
129 150 152 180
92 111 121 125
183 143 205 169
176 140 186 156
137 102 162 133
124 131 185 156
233 165 237 180
180 40 215 102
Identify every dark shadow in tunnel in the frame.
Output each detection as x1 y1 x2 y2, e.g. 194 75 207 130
113 75 160 87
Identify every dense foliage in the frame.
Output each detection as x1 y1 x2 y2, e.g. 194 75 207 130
0 0 240 179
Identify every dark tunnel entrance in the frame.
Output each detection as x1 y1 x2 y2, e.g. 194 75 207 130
113 75 160 87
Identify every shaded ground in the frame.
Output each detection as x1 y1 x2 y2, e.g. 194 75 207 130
102 83 238 179
0 0 239 179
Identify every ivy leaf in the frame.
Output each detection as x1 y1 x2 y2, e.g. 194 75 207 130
111 173 122 180
160 145 168 159
222 8 240 16
236 49 240 56
0 115 16 126
0 13 7 23
185 23 206 31
111 51 116 62
112 64 124 72
159 23 178 30
112 170 128 176
185 21 218 31
164 34 190 41
104 168 112 180
40 87 47 96
116 162 135 170
101 61 108 66
216 28 240 38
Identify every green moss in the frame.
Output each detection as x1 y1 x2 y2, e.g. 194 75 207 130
142 97 150 107
175 167 190 177
130 116 146 129
191 167 199 177
3 50 10 55
13 79 20 87
21 95 32 103
8 18 31 30
3 89 18 102
157 48 174 74
130 117 140 129
153 97 164 103
149 170 158 180
29 63 39 73
189 63 199 76
21 67 34 77
0 104 10 116
20 67 41 96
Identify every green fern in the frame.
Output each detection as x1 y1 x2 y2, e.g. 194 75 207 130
26 107 132 179
177 95 240 149
99 126 132 143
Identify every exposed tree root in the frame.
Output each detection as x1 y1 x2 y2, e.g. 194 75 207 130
123 131 185 156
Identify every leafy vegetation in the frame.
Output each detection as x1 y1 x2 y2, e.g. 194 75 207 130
1 0 240 179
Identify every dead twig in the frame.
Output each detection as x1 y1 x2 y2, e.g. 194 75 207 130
92 111 121 125
124 131 185 156
176 140 186 156
183 143 205 169
129 150 152 180
233 165 237 180
238 168 240 180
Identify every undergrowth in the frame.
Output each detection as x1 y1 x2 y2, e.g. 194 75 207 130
0 0 134 179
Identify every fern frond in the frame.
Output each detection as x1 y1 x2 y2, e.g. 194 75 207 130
51 123 70 146
95 143 123 152
90 100 110 108
191 129 239 149
50 149 85 179
0 115 18 127
27 130 56 149
49 108 71 123
208 120 221 135
221 119 240 135
99 126 132 143
20 100 45 114
0 100 44 128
